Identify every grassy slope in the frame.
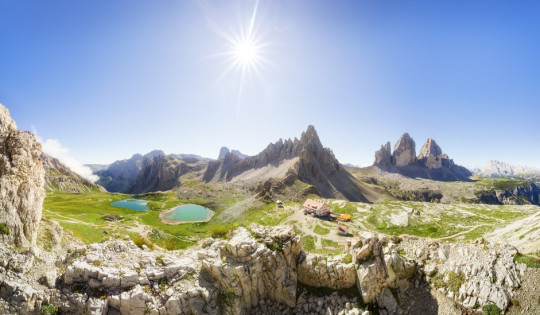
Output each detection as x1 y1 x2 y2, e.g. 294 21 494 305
44 189 294 249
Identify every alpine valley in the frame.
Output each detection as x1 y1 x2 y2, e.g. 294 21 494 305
1 103 540 315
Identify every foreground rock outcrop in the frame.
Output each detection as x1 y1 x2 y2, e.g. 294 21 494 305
0 223 528 315
0 104 45 247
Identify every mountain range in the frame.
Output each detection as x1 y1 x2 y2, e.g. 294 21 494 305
473 160 540 178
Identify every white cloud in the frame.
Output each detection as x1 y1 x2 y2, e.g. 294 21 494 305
32 129 99 183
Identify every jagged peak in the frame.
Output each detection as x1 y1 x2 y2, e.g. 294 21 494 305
218 147 230 160
300 125 322 149
418 138 443 159
144 150 165 159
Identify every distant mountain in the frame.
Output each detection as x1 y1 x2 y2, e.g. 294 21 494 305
473 160 540 178
85 164 109 172
94 150 208 194
40 153 104 193
373 133 471 181
217 147 247 160
203 126 374 201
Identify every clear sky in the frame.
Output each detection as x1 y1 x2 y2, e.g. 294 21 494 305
2 0 539 169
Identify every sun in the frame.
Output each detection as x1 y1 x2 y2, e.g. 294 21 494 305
232 37 260 68
233 39 258 65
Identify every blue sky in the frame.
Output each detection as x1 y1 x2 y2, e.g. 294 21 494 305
1 0 539 168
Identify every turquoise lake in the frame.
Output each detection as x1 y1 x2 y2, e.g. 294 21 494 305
110 198 149 211
166 204 213 222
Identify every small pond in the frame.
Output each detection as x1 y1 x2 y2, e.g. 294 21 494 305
163 204 213 222
110 198 149 211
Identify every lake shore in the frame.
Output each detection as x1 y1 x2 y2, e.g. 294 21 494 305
159 205 214 225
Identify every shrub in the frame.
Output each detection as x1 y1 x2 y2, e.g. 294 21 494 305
447 271 465 293
93 260 102 267
156 255 165 266
342 253 352 264
40 304 58 315
482 304 501 315
210 225 234 239
0 222 9 235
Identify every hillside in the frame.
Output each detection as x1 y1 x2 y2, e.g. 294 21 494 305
40 153 104 193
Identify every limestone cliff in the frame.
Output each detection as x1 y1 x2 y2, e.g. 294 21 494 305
0 104 45 247
392 133 417 166
417 138 443 169
374 142 392 167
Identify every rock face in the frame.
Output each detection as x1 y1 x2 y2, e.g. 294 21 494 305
374 142 392 167
204 126 370 201
392 133 417 166
218 147 247 160
95 153 145 192
40 153 104 193
417 138 443 169
297 253 357 289
0 104 45 247
373 133 472 181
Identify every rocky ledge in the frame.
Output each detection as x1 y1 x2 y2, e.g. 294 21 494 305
0 223 528 315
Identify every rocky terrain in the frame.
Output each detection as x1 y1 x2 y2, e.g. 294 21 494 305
373 134 472 181
1 223 529 315
0 104 45 247
40 153 104 193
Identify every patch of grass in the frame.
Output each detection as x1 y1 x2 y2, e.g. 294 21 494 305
92 260 102 267
515 253 540 268
342 253 352 264
156 255 165 266
482 304 501 315
428 273 445 289
302 235 316 251
132 235 154 249
40 304 58 315
0 222 9 235
210 225 234 239
217 289 235 312
266 242 283 253
447 271 465 293
321 238 339 248
313 224 330 235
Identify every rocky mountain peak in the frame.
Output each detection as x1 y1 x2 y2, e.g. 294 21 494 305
299 125 323 149
418 138 443 169
374 141 392 167
392 133 416 166
218 147 230 160
144 150 165 159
